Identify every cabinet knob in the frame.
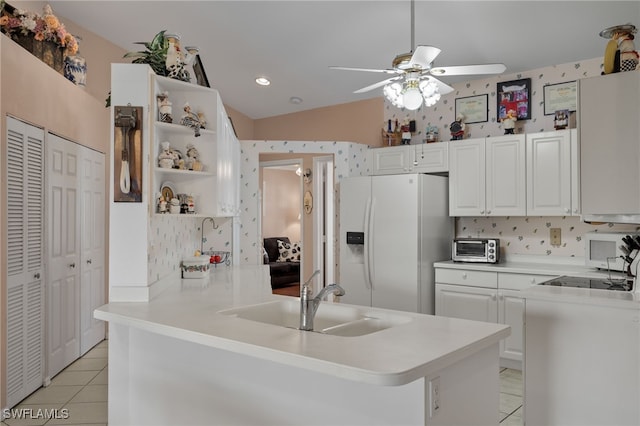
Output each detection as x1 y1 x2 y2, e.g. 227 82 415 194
462 273 467 279
34 272 40 279
530 278 536 284
486 210 491 215
565 208 570 213
86 259 92 265
69 263 76 269
480 210 485 215
492 294 497 301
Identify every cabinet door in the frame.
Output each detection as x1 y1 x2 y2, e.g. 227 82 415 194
448 138 486 216
6 117 45 408
580 72 640 214
526 130 571 216
371 146 410 175
498 289 524 362
435 283 498 323
486 135 526 216
411 142 449 173
47 133 81 379
80 149 106 355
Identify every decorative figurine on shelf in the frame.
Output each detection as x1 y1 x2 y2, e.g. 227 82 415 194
185 143 200 171
157 92 173 123
187 194 195 214
158 141 175 168
449 113 466 140
158 193 167 213
601 24 639 74
501 109 517 134
180 102 205 137
554 110 569 130
425 125 439 143
165 34 191 82
401 118 412 145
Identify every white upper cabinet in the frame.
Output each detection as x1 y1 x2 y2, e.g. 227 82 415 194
526 129 578 216
486 135 527 216
580 71 640 216
370 143 448 175
449 135 525 216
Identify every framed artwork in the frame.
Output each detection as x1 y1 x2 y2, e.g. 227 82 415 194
543 81 577 115
497 78 531 121
455 94 488 124
193 54 210 88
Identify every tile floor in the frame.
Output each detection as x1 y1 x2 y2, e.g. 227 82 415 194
499 367 523 425
3 340 521 425
2 340 108 426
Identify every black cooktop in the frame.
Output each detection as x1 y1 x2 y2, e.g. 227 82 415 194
539 275 633 292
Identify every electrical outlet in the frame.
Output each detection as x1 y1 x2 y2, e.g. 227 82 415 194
429 376 440 418
550 228 561 246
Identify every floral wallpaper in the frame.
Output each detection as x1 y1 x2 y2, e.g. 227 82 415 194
456 216 640 258
239 140 369 265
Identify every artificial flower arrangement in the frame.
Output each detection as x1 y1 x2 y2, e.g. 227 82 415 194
0 2 78 55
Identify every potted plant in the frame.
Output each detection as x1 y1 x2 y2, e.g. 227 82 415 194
124 30 170 77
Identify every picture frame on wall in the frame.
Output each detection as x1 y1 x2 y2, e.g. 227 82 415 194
497 78 531 121
193 54 210 88
543 80 577 115
455 94 488 124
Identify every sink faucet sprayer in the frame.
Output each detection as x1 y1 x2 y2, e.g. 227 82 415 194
200 217 218 253
299 270 346 331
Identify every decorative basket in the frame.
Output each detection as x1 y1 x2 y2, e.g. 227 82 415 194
381 129 402 146
181 256 210 279
203 250 231 266
12 33 64 75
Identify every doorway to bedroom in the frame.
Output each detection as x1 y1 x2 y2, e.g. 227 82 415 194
260 158 303 295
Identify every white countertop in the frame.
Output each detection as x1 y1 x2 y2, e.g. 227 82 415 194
434 258 640 308
96 265 510 386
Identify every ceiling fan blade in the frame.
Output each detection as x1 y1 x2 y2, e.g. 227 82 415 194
408 46 441 69
430 63 507 76
329 66 400 74
354 76 402 94
424 76 454 95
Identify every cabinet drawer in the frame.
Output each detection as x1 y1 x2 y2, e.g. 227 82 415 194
435 268 497 288
498 273 557 291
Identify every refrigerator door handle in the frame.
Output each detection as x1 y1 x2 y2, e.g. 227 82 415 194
363 197 372 290
367 197 376 289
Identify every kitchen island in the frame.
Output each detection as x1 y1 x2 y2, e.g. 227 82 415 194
96 265 510 426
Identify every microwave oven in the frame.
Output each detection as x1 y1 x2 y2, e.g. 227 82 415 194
452 238 500 263
584 231 638 271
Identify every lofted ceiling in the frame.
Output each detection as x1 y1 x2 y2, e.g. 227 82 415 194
51 1 640 120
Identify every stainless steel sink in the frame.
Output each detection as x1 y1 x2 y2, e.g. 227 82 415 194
218 299 412 336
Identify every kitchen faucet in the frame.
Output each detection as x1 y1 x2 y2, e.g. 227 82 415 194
299 270 345 331
200 217 217 253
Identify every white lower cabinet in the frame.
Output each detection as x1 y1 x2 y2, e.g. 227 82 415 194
436 267 555 368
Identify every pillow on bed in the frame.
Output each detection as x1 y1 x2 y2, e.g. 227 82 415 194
277 239 301 262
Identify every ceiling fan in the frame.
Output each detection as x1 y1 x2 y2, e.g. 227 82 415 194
330 0 506 110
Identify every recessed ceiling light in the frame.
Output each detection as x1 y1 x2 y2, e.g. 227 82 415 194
255 77 271 86
289 96 303 104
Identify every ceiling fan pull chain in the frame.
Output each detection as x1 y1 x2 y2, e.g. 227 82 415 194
410 0 415 52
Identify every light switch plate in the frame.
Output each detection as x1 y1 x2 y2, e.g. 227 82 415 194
550 228 561 246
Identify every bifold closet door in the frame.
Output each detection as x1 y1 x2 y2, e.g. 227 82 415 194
46 133 81 379
5 116 45 408
79 148 106 355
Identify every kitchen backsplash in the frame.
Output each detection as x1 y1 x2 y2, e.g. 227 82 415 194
456 216 640 258
147 215 233 283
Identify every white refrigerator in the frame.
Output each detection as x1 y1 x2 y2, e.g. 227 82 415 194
339 174 452 314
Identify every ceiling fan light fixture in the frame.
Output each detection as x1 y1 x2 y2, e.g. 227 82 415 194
255 77 271 86
383 82 403 108
430 68 445 75
402 79 423 110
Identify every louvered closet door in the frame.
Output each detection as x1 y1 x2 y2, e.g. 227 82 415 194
6 116 45 408
80 148 105 354
46 134 80 379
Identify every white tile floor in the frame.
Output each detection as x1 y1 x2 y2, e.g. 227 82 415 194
499 367 523 425
3 340 522 426
2 340 108 426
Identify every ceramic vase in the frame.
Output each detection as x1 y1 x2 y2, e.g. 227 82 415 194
64 36 86 87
